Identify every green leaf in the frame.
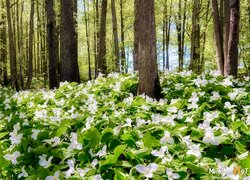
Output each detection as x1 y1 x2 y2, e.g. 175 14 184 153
113 145 127 163
185 163 206 173
83 127 101 148
32 145 48 155
121 134 136 147
101 128 114 143
235 141 247 154
0 132 9 139
231 121 243 131
142 132 160 148
114 169 129 180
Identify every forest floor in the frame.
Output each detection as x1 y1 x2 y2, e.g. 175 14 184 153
0 71 250 179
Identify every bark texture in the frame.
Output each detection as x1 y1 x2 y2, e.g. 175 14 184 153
135 0 161 100
60 0 80 82
225 0 240 76
46 0 58 89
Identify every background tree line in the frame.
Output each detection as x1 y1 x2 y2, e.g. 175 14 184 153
0 0 249 95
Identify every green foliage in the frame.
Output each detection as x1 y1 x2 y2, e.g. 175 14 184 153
0 71 250 179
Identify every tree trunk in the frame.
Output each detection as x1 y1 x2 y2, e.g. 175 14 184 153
94 0 99 78
83 0 92 80
0 1 8 86
26 0 34 89
120 0 126 73
190 0 201 73
46 0 59 89
133 0 139 71
176 0 186 71
224 0 240 76
165 0 172 70
6 0 19 90
135 0 161 100
111 0 119 72
212 0 225 75
97 0 108 75
60 0 80 82
223 0 230 63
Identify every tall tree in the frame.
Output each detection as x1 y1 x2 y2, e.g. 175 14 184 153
111 0 119 72
0 0 8 86
60 0 80 82
45 0 58 89
175 0 187 71
26 0 34 89
83 0 92 80
0 1 8 86
224 0 240 76
212 0 225 75
97 0 107 75
120 0 126 72
93 0 99 77
135 0 161 100
189 0 201 73
6 0 19 90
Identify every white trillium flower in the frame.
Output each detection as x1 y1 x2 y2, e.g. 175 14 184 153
136 118 146 127
4 151 21 165
135 163 158 178
9 131 23 146
77 167 91 177
39 154 53 168
123 118 132 127
204 111 218 122
168 106 178 114
151 146 168 158
31 129 41 140
45 171 60 180
96 145 107 157
18 166 28 179
186 144 201 158
210 91 220 101
93 174 103 180
160 131 174 144
65 159 75 178
202 129 219 145
182 135 193 146
91 159 99 168
166 168 180 180
68 132 82 150
43 136 61 147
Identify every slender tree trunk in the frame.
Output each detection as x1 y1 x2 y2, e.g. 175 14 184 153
46 0 59 89
97 0 108 75
6 0 19 90
133 0 139 71
190 0 201 73
111 0 119 72
83 0 92 80
135 0 161 100
60 0 80 82
224 0 230 63
37 2 41 77
0 1 8 86
94 0 99 78
200 1 211 72
120 0 126 72
26 0 34 89
176 0 186 71
165 0 172 70
224 0 240 76
212 0 225 75
162 0 167 69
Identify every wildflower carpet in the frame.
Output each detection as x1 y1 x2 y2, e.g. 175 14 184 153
0 71 250 179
